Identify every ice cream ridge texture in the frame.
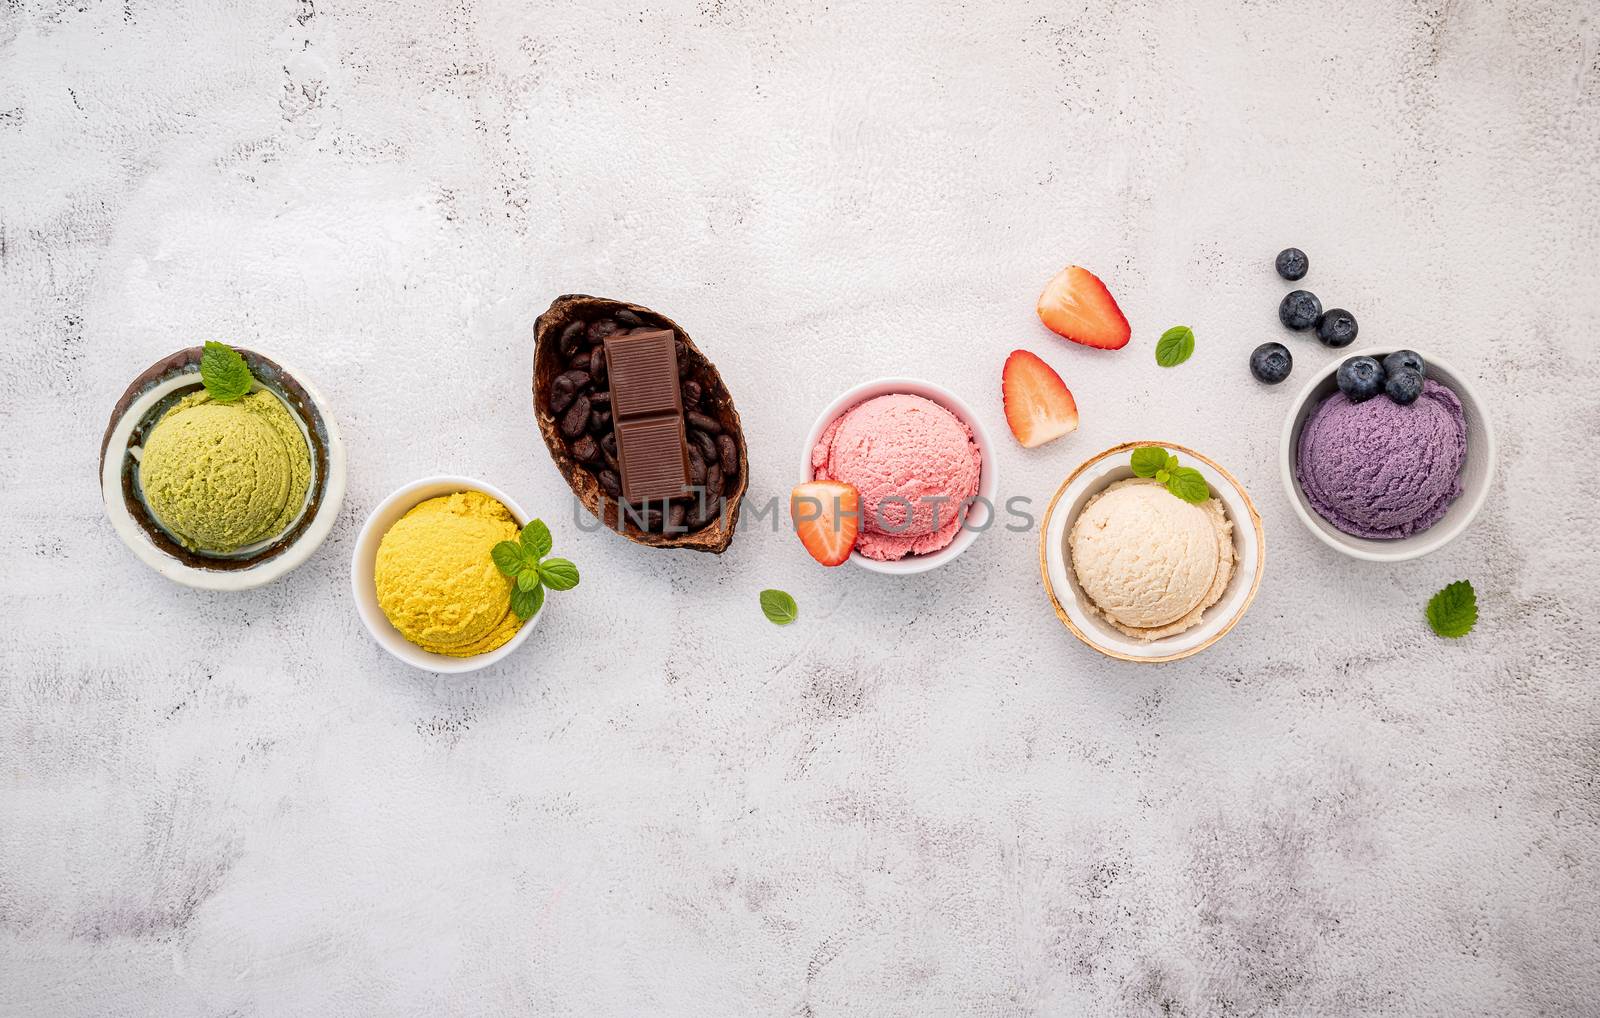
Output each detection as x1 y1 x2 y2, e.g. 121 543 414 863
810 394 982 561
1296 379 1467 539
375 491 527 657
1069 478 1235 641
139 389 312 553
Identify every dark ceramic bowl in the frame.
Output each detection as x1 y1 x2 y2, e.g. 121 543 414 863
99 347 346 589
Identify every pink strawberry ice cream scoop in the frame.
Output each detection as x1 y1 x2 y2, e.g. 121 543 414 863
1296 378 1467 539
810 394 982 561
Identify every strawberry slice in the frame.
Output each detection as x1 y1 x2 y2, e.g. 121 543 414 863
1002 349 1079 448
790 481 860 566
1037 265 1131 350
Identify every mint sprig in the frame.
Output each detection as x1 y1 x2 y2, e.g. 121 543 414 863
1155 326 1195 367
760 589 798 626
200 341 253 402
1130 446 1210 504
492 518 579 620
1426 580 1477 638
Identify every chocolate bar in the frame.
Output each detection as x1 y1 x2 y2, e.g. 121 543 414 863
603 329 690 502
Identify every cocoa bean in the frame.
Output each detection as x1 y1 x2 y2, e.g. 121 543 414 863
589 347 606 384
675 339 690 378
589 409 608 433
617 500 649 531
689 494 722 529
558 319 584 357
587 319 621 345
560 395 591 438
548 375 577 414
717 434 739 477
588 390 611 407
598 469 621 497
706 463 723 499
667 501 687 531
557 369 591 391
613 308 642 327
681 379 703 406
687 446 707 487
572 434 600 463
601 431 619 469
686 411 721 435
689 428 718 465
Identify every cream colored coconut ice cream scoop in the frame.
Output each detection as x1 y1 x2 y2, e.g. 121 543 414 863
1068 478 1234 641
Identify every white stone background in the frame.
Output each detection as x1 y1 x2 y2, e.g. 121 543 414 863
2 0 1598 1014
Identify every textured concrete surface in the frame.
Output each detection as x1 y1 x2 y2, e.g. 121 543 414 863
3 1 1598 1015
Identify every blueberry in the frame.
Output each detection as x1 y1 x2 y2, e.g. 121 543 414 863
1385 367 1424 405
1382 349 1425 377
1336 356 1384 402
1250 342 1293 384
1275 248 1309 281
1278 290 1321 330
1315 308 1359 348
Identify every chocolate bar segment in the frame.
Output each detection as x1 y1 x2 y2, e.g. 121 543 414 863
614 415 689 503
604 329 682 418
603 329 690 502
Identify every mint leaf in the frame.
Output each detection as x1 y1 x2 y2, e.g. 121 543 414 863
491 541 526 577
1155 326 1195 367
1165 453 1180 472
520 519 552 560
1155 469 1170 484
760 589 798 626
510 582 544 621
497 519 578 617
1165 466 1210 504
199 341 253 402
1130 446 1168 478
538 558 580 591
1426 580 1477 638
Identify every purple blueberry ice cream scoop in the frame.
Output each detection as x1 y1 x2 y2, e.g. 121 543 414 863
1296 379 1467 539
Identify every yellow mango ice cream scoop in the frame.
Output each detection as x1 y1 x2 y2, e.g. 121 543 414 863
138 389 312 554
374 491 527 658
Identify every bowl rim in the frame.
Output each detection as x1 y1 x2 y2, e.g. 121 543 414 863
350 475 540 674
1038 441 1266 664
1278 347 1496 562
99 348 346 591
798 376 999 575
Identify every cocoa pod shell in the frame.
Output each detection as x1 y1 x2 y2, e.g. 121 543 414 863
533 294 749 552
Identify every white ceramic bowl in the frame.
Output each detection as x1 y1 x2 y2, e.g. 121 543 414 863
799 377 999 575
1039 442 1265 663
1280 348 1495 562
100 347 346 591
351 476 540 673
